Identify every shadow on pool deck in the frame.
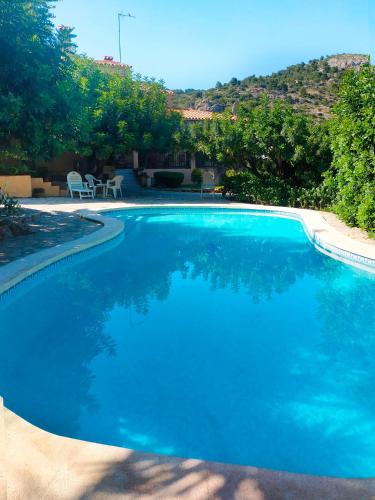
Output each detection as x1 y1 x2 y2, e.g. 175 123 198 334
5 407 375 500
77 452 375 500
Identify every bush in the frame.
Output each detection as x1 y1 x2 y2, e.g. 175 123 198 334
154 171 184 188
0 188 21 216
223 169 335 209
0 164 31 175
354 190 375 230
328 65 375 231
191 168 203 185
223 170 290 205
290 183 336 209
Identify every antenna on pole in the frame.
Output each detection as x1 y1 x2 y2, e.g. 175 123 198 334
118 12 135 63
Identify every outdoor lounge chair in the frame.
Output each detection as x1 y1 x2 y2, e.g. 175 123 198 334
67 171 94 199
201 171 216 199
85 174 106 197
106 175 124 198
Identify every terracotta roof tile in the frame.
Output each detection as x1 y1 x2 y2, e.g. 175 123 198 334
96 56 131 69
177 109 214 121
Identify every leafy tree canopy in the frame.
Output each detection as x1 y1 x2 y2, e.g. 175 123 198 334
0 1 183 171
193 95 331 188
0 0 78 165
327 64 375 231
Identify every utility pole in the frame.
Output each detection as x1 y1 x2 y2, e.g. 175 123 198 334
118 12 135 63
370 1 375 64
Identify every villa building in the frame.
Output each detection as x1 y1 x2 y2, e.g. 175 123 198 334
136 107 223 185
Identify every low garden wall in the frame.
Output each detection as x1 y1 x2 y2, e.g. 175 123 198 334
0 176 64 197
0 176 32 198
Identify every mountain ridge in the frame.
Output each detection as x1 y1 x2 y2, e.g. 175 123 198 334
172 53 369 118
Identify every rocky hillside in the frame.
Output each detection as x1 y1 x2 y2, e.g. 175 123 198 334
172 54 368 119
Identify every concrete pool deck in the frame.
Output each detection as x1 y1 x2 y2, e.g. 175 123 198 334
1 197 375 499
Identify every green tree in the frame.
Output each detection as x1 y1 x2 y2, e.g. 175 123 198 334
74 67 183 167
328 64 375 231
196 95 331 188
229 77 240 86
0 0 78 168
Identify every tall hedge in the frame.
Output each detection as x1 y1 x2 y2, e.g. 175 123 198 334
329 64 375 231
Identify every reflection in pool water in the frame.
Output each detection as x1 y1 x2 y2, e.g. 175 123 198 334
0 209 375 477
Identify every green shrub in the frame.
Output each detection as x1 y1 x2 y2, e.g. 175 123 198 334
290 183 336 209
223 170 290 205
223 169 335 209
328 64 375 231
356 191 375 230
0 164 31 175
154 171 184 188
0 188 21 216
191 168 203 185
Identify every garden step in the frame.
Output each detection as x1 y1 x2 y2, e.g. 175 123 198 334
30 177 45 189
116 168 144 193
31 178 62 197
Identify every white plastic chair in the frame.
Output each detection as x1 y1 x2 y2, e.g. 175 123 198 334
85 174 106 197
106 175 124 198
201 171 216 199
67 171 94 199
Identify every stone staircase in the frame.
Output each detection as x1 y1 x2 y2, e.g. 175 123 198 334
31 178 66 197
116 168 143 195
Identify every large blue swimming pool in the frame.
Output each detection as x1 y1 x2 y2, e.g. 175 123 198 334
1 208 375 477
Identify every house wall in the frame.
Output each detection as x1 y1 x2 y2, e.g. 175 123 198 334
141 153 223 186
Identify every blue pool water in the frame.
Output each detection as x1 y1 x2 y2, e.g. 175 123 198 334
1 208 375 478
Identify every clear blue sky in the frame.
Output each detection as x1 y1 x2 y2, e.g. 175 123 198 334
53 0 372 89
